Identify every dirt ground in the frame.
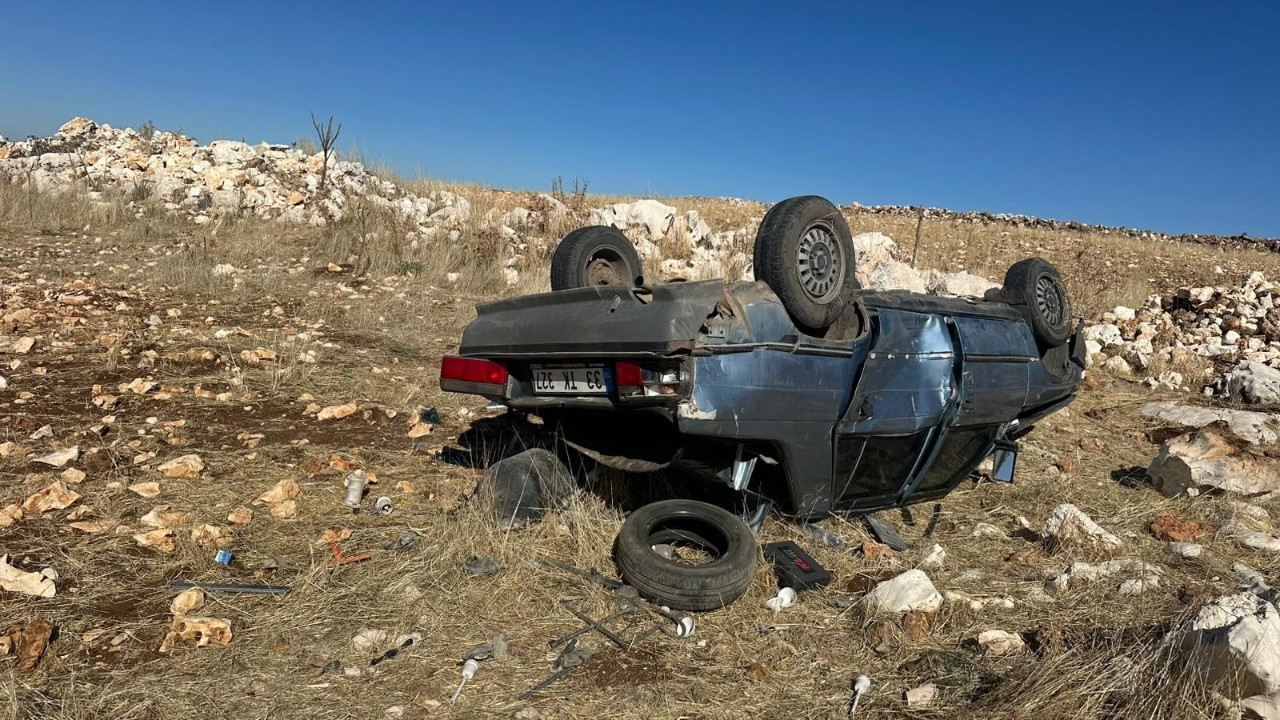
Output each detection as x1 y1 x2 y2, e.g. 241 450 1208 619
2 195 1280 720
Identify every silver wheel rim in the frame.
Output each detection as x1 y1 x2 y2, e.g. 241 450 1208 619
796 222 842 302
1035 274 1065 326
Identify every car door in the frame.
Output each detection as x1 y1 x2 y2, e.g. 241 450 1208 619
831 308 957 511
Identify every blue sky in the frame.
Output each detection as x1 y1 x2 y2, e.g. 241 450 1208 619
2 1 1276 236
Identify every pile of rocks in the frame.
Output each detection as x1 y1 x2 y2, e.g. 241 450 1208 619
0 117 472 234
1085 271 1280 398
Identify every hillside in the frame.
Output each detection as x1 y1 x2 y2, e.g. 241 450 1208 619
4 118 1280 719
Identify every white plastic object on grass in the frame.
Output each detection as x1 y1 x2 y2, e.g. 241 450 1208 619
450 659 479 704
674 616 695 638
764 587 797 612
850 675 871 718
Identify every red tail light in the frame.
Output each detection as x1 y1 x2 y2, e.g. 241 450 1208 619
614 360 681 398
614 361 645 389
440 356 508 394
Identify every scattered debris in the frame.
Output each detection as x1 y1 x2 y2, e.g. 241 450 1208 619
32 445 79 468
387 531 418 552
850 675 872 718
864 515 909 551
343 471 368 508
191 524 232 548
919 543 946 569
977 630 1027 656
863 570 943 615
1042 503 1123 550
133 528 176 553
171 587 206 615
255 477 301 506
801 522 844 548
315 527 352 545
317 403 358 421
129 482 162 498
352 628 390 654
450 658 480 704
157 453 204 478
1048 560 1164 596
160 616 233 653
764 587 798 612
745 661 768 682
327 542 369 567
21 480 81 514
1150 513 1210 542
6 619 54 672
905 682 939 707
0 555 57 597
860 540 898 564
763 541 832 590
463 556 499 578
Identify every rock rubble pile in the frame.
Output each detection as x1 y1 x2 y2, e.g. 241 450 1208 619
0 117 473 234
1086 272 1280 399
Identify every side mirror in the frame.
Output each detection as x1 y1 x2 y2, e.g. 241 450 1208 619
991 446 1018 484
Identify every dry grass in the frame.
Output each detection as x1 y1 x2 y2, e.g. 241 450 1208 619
2 180 1279 720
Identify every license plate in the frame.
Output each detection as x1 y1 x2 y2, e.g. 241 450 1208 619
531 364 610 395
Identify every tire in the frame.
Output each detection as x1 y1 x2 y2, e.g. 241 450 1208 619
1003 257 1073 347
480 448 575 529
753 195 858 332
614 499 757 612
550 226 644 291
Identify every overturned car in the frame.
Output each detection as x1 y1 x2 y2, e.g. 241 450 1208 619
441 195 1085 609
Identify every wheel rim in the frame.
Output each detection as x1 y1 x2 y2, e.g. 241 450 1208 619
1035 274 1065 327
796 221 843 302
584 250 627 286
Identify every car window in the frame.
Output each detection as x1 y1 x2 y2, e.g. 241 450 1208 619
834 432 930 507
911 426 997 496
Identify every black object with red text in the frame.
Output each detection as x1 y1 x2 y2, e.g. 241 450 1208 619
762 541 831 591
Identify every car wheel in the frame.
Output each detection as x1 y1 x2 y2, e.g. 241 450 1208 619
753 195 859 332
480 448 575 529
614 499 757 611
550 226 644 291
1003 257 1073 347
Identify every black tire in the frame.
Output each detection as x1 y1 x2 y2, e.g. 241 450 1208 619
753 195 858 332
550 226 644 291
1003 257 1073 347
614 499 757 612
480 448 575 529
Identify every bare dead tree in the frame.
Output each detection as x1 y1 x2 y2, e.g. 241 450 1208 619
310 113 342 194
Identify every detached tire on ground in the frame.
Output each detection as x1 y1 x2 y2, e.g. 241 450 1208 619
480 448 575 529
753 195 858 332
550 226 644 291
614 499 757 612
1003 257 1073 347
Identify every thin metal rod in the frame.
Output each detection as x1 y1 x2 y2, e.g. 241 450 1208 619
519 667 575 700
564 606 629 649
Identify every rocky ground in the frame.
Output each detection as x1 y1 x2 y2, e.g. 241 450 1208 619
5 120 1280 719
